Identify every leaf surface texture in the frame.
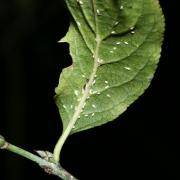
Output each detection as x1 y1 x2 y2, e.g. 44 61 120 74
55 0 165 134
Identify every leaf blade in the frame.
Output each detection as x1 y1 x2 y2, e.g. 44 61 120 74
55 0 164 135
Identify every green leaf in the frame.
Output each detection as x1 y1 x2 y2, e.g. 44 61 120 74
53 0 164 161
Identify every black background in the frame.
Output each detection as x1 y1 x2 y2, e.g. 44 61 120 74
0 0 179 179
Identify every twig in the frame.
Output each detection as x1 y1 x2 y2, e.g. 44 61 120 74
0 135 78 180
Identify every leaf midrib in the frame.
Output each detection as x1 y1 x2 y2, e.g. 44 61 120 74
68 36 101 130
53 35 101 160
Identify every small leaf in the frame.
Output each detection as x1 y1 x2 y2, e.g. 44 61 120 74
54 0 164 156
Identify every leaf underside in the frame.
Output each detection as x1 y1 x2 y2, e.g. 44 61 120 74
55 0 165 134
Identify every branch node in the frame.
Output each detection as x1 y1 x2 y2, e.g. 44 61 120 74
41 165 53 174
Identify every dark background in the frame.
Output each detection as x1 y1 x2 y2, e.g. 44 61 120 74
0 0 179 179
